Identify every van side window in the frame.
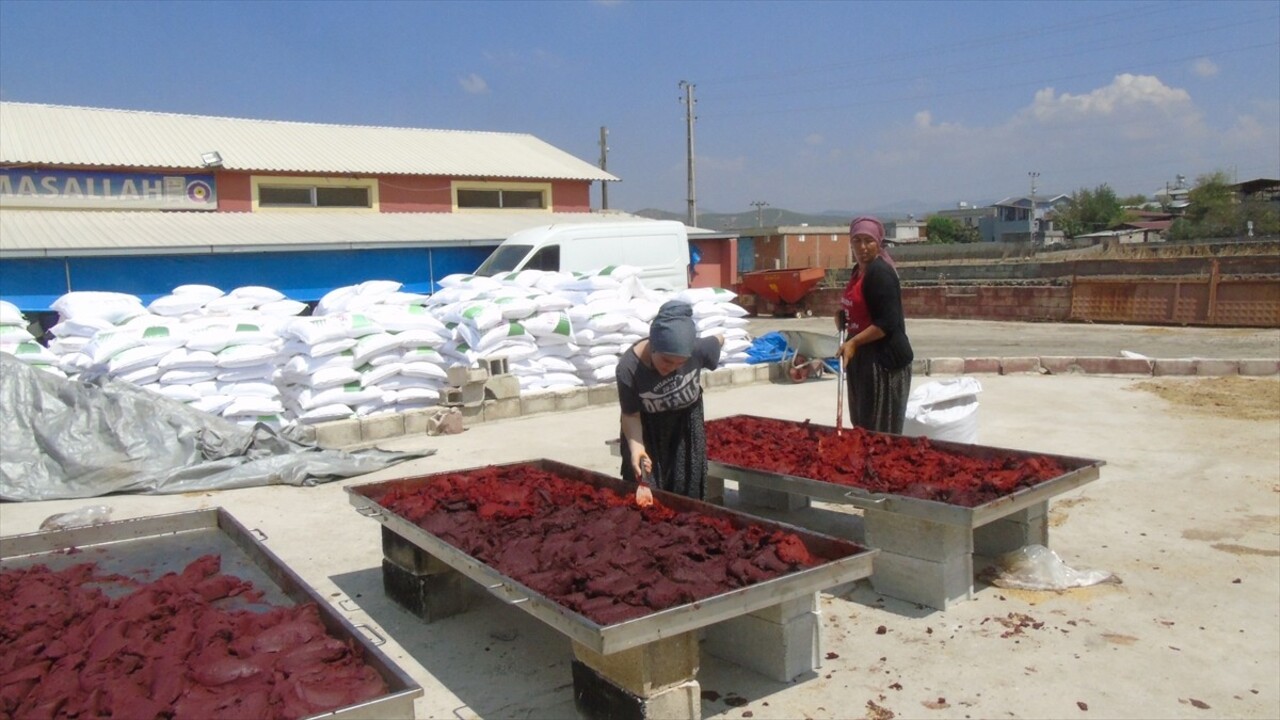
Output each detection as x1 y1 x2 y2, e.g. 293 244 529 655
527 245 560 271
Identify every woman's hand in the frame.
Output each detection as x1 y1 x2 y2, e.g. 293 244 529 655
632 451 653 483
839 338 857 365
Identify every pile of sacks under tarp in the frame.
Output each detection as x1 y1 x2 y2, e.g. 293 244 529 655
1 266 752 429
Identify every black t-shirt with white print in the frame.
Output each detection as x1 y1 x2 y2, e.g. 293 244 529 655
617 336 721 415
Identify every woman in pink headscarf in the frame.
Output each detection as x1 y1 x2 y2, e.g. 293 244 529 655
836 216 914 434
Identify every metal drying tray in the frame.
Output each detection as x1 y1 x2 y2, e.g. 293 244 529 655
707 414 1106 528
0 507 422 720
347 458 876 655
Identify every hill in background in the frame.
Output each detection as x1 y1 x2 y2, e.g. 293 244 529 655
634 204 941 232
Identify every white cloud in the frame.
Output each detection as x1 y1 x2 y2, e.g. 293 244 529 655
459 73 489 95
1023 74 1191 121
1192 58 1220 78
805 133 824 146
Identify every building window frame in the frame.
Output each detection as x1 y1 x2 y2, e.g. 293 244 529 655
452 180 551 212
252 176 379 211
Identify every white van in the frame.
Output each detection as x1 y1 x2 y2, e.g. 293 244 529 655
474 220 690 291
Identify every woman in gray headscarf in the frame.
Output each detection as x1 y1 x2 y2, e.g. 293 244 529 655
616 300 723 500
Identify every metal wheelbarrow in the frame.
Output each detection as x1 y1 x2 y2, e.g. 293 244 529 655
777 329 840 383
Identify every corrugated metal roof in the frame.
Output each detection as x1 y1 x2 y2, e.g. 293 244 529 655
0 209 660 256
0 101 617 181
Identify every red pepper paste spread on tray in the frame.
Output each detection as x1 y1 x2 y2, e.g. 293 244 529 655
705 416 1068 507
375 465 824 626
0 554 387 719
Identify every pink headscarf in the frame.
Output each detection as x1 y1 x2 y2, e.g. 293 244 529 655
850 215 895 269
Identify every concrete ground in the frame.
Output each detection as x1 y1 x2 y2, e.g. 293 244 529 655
2 370 1278 719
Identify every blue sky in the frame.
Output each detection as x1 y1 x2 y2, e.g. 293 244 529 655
2 0 1277 218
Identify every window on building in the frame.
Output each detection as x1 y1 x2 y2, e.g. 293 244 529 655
253 176 378 210
454 182 550 210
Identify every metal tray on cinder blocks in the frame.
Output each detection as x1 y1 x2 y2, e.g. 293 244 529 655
346 458 876 656
707 414 1106 529
0 507 422 720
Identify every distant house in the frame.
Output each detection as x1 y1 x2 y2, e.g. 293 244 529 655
1153 175 1192 214
884 217 927 245
729 225 849 273
933 202 996 231
1232 178 1280 204
980 194 1070 244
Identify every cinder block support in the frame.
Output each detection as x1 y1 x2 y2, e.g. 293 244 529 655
572 632 699 698
863 508 973 610
738 482 811 511
704 476 725 505
703 594 821 682
973 502 1049 557
380 527 474 622
572 662 700 720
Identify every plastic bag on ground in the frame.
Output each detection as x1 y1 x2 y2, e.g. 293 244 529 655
40 504 113 531
990 544 1118 591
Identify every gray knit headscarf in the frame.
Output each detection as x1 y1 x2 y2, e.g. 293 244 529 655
649 300 696 357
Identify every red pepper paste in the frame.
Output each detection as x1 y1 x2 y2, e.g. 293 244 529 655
0 554 387 719
374 465 825 626
706 416 1068 507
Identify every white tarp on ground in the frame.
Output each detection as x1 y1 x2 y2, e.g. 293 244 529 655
0 353 430 501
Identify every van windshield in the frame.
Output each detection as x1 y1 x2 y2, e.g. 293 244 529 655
474 245 533 276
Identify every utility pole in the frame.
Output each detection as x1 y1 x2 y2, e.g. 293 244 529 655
750 200 769 227
679 80 697 227
1028 171 1040 246
598 126 609 210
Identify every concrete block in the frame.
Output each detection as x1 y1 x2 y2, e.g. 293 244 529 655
1194 359 1239 376
1153 359 1196 376
521 392 557 416
382 559 475 622
910 357 930 376
974 512 1049 557
313 419 362 449
863 509 972 562
703 609 820 682
703 367 733 388
1239 358 1280 376
381 526 452 575
589 384 620 406
459 402 485 426
360 413 404 441
730 366 756 385
402 408 433 434
754 364 773 382
290 424 317 445
963 357 1001 374
870 550 973 610
704 476 725 505
929 357 965 374
446 365 488 386
480 356 509 377
572 633 698 697
571 662 700 720
1000 357 1042 375
739 482 811 511
555 387 590 412
484 374 521 400
483 397 522 421
746 593 819 624
1074 357 1152 375
1039 356 1081 375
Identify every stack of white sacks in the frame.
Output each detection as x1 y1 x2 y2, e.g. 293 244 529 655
1 300 64 377
7 265 752 428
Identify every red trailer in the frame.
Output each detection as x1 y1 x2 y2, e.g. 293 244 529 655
739 267 827 317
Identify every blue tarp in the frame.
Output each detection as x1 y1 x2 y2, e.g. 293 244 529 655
745 331 839 371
